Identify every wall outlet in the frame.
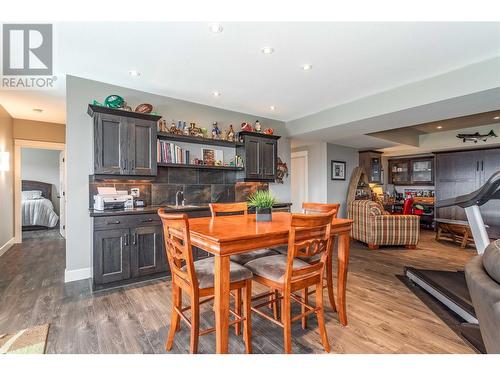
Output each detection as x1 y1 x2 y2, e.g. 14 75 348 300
130 188 140 198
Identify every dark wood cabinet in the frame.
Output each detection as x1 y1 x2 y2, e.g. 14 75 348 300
93 228 131 285
388 156 434 185
88 105 160 176
236 131 280 182
358 150 382 184
435 148 500 228
130 226 166 278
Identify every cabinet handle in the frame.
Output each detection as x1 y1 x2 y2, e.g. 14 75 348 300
481 161 484 171
124 160 128 171
142 218 153 222
108 220 121 225
131 160 135 170
132 233 137 245
123 234 129 246
477 161 479 171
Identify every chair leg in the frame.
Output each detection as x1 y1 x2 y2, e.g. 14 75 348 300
315 282 330 353
189 296 200 354
301 287 308 329
325 254 337 312
272 289 280 320
243 280 252 354
235 288 242 335
282 291 292 354
166 284 181 351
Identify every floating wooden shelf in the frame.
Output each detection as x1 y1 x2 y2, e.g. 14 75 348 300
157 163 243 171
157 132 244 148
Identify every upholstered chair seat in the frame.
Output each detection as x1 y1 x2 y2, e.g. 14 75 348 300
181 257 253 289
231 249 279 265
245 254 310 283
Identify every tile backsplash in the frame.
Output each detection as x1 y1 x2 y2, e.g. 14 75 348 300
89 167 268 208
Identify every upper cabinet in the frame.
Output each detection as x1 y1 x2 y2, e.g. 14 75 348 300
236 131 280 182
358 150 382 184
88 105 160 176
388 156 434 185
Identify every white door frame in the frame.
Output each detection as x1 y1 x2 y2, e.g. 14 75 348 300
14 139 66 243
291 150 309 211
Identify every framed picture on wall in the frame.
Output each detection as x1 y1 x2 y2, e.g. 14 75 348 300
331 160 346 181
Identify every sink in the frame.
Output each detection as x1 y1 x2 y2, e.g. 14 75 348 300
166 205 200 210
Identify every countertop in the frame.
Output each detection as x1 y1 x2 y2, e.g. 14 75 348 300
89 202 292 217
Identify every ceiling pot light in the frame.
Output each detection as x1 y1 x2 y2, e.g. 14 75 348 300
261 47 274 55
270 106 276 111
129 70 141 77
212 91 221 97
437 126 443 129
32 108 43 113
209 23 223 33
494 116 500 120
302 64 313 71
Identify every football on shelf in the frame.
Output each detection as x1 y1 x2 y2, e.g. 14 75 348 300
135 103 153 113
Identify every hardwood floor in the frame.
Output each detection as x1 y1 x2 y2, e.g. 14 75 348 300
0 229 476 353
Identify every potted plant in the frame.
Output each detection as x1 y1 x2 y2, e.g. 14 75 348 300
248 190 277 222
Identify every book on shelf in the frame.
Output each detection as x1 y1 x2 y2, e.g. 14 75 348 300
157 139 190 165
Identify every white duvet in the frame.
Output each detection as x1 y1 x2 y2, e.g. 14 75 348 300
22 198 59 228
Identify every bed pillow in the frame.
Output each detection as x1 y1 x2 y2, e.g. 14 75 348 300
22 190 43 200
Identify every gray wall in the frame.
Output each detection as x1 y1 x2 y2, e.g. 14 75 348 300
0 105 14 252
66 75 290 277
21 148 61 214
326 143 358 217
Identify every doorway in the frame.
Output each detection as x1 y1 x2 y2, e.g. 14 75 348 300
14 140 66 243
291 151 308 213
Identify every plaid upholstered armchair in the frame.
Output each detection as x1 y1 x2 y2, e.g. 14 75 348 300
348 200 420 249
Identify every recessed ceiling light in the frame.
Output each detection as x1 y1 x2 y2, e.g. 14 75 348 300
270 106 276 111
32 108 43 113
302 64 313 71
494 116 500 120
261 47 274 55
129 70 141 77
209 23 223 33
437 126 443 129
212 91 221 97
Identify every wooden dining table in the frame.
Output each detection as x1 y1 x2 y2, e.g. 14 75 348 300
178 212 353 354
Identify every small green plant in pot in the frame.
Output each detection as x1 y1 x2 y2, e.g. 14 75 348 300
248 190 277 222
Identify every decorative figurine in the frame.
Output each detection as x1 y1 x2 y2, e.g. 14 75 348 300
158 119 168 132
122 101 133 111
227 124 235 142
189 122 203 137
241 122 253 132
254 120 262 132
276 157 289 184
221 130 228 141
212 122 221 139
263 128 274 135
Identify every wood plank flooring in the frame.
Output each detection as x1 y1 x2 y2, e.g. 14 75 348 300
0 229 476 353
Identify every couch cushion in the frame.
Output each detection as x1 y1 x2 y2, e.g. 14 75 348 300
483 239 500 284
245 254 310 283
181 258 252 289
231 249 279 265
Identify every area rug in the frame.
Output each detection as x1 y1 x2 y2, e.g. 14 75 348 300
0 324 49 354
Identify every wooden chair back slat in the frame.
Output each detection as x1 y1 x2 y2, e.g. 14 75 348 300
158 209 199 290
209 202 248 217
302 202 340 218
285 212 333 285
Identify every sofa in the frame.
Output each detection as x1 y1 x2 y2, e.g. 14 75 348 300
348 200 420 249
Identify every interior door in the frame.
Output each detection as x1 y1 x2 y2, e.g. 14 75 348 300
59 150 66 238
291 152 308 213
128 119 157 176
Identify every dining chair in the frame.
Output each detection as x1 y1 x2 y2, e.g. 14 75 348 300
158 209 253 354
244 212 334 353
275 202 340 323
209 202 279 334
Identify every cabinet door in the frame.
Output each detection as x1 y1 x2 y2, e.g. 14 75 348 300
411 158 434 184
128 119 157 176
389 159 410 184
244 136 261 180
435 151 480 220
260 139 277 180
93 228 131 285
130 226 167 277
94 114 128 174
478 148 500 227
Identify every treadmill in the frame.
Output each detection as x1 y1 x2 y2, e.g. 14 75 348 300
405 171 500 352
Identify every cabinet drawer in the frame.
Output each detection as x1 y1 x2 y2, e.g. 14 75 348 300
94 213 161 230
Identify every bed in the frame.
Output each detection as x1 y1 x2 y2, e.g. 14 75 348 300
22 180 59 229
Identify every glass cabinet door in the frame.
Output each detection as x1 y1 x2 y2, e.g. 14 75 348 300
390 161 410 184
412 159 433 183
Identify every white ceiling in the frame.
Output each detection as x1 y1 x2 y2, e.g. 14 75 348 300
1 22 499 124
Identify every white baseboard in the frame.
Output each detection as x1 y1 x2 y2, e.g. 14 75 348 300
0 238 15 258
64 267 91 283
